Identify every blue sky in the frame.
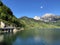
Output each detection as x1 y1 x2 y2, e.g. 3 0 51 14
2 0 60 18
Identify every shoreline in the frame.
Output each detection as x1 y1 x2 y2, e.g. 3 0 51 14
13 28 24 34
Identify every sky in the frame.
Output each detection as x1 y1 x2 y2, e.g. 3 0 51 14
2 0 60 18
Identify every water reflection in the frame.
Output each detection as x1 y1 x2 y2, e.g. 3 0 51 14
0 35 4 42
0 33 17 45
0 29 60 45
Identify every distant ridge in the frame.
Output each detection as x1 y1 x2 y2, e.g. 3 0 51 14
42 13 55 18
34 13 60 22
19 16 60 29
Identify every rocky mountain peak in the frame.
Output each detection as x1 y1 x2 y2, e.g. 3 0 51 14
42 13 55 18
34 13 60 22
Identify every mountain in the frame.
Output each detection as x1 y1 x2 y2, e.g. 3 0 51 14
19 16 60 29
0 1 22 27
33 14 60 27
41 13 60 22
42 13 55 18
34 13 60 22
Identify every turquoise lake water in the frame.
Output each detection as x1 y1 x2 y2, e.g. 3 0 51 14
0 29 60 45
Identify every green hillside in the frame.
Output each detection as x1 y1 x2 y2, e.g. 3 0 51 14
45 20 60 27
0 1 22 27
19 16 60 29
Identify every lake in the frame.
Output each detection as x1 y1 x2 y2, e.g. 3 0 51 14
0 29 60 45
